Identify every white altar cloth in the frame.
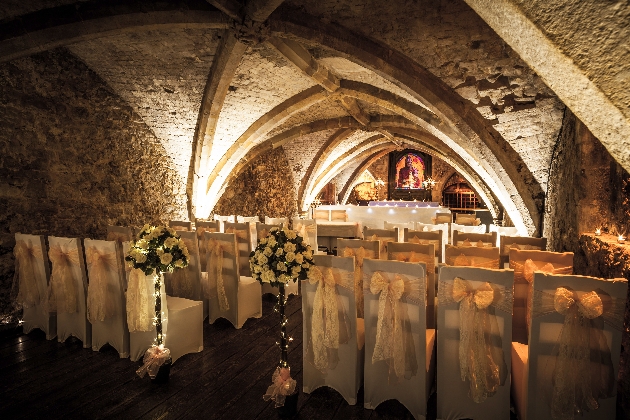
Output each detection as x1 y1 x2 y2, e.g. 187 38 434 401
314 205 449 229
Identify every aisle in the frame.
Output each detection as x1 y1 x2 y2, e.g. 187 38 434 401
0 294 435 419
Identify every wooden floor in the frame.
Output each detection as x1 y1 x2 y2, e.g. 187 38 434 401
0 294 445 420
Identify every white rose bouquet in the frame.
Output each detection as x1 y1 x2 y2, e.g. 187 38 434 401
126 224 189 275
249 226 314 287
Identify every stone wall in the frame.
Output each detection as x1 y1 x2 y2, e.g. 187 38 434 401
544 109 630 414
0 49 186 318
213 147 297 220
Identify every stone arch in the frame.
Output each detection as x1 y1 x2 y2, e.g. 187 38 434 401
338 149 392 205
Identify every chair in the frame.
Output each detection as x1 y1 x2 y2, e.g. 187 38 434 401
13 233 56 340
509 249 573 344
213 214 235 232
237 215 259 223
302 255 363 405
169 220 192 231
436 266 514 419
444 245 500 269
415 222 449 256
126 268 204 362
164 231 207 319
387 242 437 329
195 220 221 272
293 218 317 251
363 259 436 419
255 222 281 242
512 273 627 420
204 232 262 329
264 216 288 227
337 239 380 318
432 211 452 224
330 209 348 221
224 222 253 277
489 225 519 246
403 229 443 264
454 212 480 226
47 236 91 347
384 221 415 232
452 231 497 248
106 225 134 243
450 223 487 244
500 236 547 268
313 208 330 221
84 239 129 358
363 227 398 260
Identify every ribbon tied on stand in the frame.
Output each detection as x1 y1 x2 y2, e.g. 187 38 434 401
136 345 171 379
263 367 297 408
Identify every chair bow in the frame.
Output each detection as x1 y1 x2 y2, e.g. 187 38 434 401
47 244 80 314
550 287 610 419
369 235 396 259
85 247 117 323
225 228 247 240
369 271 421 380
12 241 43 308
126 268 153 332
308 266 348 372
197 227 217 271
295 223 316 246
342 246 374 318
207 238 233 311
448 253 499 269
451 277 502 403
392 251 435 274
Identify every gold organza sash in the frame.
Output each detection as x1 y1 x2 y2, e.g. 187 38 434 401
126 268 153 332
368 234 396 260
391 251 435 274
225 228 248 241
207 238 233 311
295 222 316 246
512 258 572 334
531 286 623 419
502 243 542 255
457 240 493 248
446 253 499 269
197 227 218 271
342 246 376 318
12 241 43 308
85 247 117 323
408 237 440 249
47 244 80 314
307 266 354 372
169 238 196 299
438 277 512 403
368 271 423 381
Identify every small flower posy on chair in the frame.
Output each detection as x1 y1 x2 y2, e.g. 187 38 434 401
126 224 189 379
250 226 314 407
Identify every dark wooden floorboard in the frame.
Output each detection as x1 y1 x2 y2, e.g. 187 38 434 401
0 293 494 420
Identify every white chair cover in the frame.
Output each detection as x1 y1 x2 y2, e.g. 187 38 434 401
384 221 415 238
414 223 449 259
302 255 363 405
500 236 547 268
387 242 437 329
127 269 203 363
450 223 487 244
106 225 134 243
293 218 318 251
452 231 497 249
330 210 347 222
237 215 259 223
404 229 443 265
164 231 207 319
512 274 626 420
13 233 56 339
489 225 519 246
169 220 192 231
264 216 287 227
312 208 330 221
84 239 129 357
224 222 253 277
509 249 573 344
47 236 91 347
363 228 398 261
195 220 220 272
437 266 514 420
432 212 452 224
363 259 435 420
338 239 380 319
213 214 235 232
205 232 262 329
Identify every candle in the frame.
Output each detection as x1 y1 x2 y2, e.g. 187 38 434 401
595 228 601 236
618 235 626 244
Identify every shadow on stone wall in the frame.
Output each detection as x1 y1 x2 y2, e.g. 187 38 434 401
213 147 297 221
0 49 186 320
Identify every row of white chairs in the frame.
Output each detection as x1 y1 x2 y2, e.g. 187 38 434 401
302 248 627 420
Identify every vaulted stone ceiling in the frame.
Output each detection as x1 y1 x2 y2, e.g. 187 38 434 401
2 0 628 236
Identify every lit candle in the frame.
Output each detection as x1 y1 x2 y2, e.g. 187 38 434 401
595 228 601 236
618 235 626 244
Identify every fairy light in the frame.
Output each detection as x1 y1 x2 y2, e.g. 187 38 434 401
594 228 601 236
618 235 626 244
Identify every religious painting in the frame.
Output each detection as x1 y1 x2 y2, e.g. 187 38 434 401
388 149 432 200
394 153 425 189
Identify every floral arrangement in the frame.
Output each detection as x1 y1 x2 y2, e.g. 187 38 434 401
249 227 314 287
126 224 189 275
